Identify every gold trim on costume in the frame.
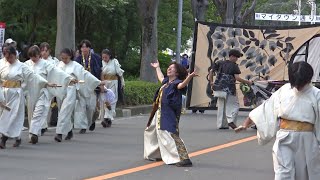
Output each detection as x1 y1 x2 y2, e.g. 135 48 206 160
280 118 314 132
103 74 118 80
2 80 21 88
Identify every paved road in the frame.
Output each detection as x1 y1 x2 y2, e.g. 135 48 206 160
0 111 274 180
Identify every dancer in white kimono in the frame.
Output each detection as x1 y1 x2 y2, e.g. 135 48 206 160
40 42 59 65
236 61 320 180
0 45 48 149
25 46 71 144
100 49 124 128
144 61 197 167
54 48 103 142
39 42 60 134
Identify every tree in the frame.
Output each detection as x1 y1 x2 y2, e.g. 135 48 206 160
55 0 75 57
213 0 257 24
191 0 209 21
136 0 159 82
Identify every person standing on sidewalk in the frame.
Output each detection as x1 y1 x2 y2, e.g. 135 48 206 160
75 39 102 133
236 61 320 179
99 49 124 128
210 49 252 129
144 60 197 167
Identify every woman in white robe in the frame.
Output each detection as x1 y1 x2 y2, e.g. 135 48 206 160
55 48 102 142
40 42 59 65
25 45 72 144
236 61 320 180
0 45 48 149
99 49 124 128
39 42 60 133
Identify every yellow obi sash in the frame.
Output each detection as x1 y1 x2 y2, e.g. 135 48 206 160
103 74 118 80
280 118 314 132
2 80 21 88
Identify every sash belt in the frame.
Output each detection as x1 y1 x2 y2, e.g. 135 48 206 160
2 80 21 88
280 118 314 132
103 74 118 80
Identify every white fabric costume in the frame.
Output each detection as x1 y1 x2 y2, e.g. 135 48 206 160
58 61 100 132
249 83 320 180
41 56 60 129
0 59 47 138
24 59 71 136
100 59 124 121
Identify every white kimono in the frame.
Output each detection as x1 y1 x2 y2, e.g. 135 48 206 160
41 56 60 128
24 59 71 136
249 83 320 180
0 59 47 138
42 56 59 65
100 59 124 121
58 61 100 131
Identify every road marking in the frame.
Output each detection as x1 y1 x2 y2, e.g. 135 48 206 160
84 136 257 180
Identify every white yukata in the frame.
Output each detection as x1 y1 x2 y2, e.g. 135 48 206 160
0 59 47 138
41 56 60 129
43 56 59 65
58 61 100 132
24 59 71 136
249 83 320 180
100 59 124 121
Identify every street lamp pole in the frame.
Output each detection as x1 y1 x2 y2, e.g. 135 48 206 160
298 0 301 25
176 0 183 63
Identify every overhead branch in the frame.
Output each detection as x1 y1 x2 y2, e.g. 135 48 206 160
240 0 257 24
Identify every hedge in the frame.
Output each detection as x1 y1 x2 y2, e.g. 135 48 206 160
123 81 160 106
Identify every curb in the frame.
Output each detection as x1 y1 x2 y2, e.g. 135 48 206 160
115 105 153 117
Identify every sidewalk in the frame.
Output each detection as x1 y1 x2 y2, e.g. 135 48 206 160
115 105 250 117
115 104 153 117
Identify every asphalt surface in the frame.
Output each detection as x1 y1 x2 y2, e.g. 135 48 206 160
0 111 274 180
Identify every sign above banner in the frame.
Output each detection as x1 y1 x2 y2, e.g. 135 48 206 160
0 22 6 58
255 13 320 23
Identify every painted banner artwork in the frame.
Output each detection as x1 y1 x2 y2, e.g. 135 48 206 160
187 22 320 110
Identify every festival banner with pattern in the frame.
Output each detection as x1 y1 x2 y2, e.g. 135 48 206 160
187 22 320 110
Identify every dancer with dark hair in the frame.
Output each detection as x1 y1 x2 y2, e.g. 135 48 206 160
144 60 198 167
54 48 104 142
236 61 320 179
24 45 71 144
75 39 102 133
0 45 49 148
99 49 125 128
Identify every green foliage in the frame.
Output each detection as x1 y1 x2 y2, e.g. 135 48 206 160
0 0 57 60
122 51 172 80
206 1 222 23
122 49 140 78
124 81 160 105
158 52 172 73
158 0 194 51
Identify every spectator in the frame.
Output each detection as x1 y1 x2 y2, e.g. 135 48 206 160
181 54 189 69
210 49 252 129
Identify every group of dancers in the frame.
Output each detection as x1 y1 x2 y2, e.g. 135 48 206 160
0 39 124 148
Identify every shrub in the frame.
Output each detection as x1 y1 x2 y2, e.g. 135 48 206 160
123 81 160 106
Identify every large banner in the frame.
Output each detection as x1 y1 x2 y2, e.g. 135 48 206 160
0 22 5 58
187 22 320 110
